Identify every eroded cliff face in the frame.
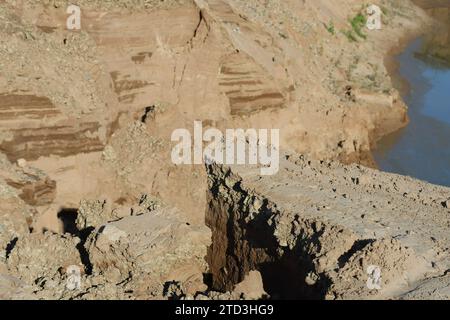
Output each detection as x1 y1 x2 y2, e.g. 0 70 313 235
0 0 430 222
0 0 445 300
205 155 450 299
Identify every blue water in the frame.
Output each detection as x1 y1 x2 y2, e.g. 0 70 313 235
421 66 450 124
374 38 450 187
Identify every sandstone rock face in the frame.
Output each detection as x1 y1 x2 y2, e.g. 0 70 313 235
0 154 56 206
0 94 105 163
0 164 33 269
0 196 31 266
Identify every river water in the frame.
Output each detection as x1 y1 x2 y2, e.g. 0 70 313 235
374 31 450 187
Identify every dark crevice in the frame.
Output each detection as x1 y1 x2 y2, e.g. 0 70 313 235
255 219 330 299
259 253 330 300
5 237 18 260
57 208 94 275
141 105 156 123
57 208 78 235
205 166 331 299
163 281 186 300
77 227 94 275
203 272 213 288
337 239 375 268
192 10 204 41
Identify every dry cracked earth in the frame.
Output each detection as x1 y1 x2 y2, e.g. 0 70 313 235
0 0 450 300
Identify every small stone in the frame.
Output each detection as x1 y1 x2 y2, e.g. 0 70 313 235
16 159 27 168
233 271 267 300
101 225 127 242
305 271 319 286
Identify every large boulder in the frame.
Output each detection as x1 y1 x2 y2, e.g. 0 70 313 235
85 207 211 298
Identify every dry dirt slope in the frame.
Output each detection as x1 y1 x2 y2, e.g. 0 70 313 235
0 0 447 300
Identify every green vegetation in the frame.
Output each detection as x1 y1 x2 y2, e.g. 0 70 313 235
342 11 368 42
324 21 335 35
350 13 367 39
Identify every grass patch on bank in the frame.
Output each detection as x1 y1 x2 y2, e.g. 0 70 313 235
342 10 370 42
324 21 335 35
350 13 367 39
